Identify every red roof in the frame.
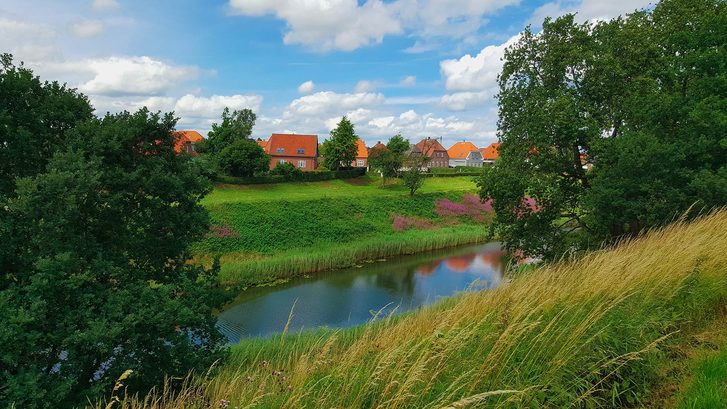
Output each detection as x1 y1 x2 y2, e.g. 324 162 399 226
447 141 480 159
267 134 318 158
173 130 204 153
257 139 269 152
415 138 447 157
480 143 501 161
355 139 368 159
372 141 387 150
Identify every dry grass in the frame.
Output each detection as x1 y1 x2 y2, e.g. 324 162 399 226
97 210 727 409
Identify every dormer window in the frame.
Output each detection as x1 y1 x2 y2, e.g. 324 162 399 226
297 149 305 154
276 148 284 154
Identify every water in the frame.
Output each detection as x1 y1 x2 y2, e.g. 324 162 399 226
217 242 505 343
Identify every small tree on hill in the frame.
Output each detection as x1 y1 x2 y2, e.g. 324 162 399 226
321 116 358 170
387 133 410 156
402 153 429 196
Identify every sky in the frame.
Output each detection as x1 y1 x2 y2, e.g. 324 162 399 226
0 0 653 147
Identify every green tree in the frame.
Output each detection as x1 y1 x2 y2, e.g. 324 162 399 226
479 0 727 259
199 107 256 155
402 152 429 196
321 116 358 170
0 54 93 197
368 146 399 186
0 102 230 406
270 161 303 180
387 133 410 155
217 138 270 177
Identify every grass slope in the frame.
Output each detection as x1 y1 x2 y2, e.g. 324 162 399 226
104 210 727 408
195 176 489 286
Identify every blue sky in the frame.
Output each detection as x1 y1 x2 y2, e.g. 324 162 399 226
1 0 651 147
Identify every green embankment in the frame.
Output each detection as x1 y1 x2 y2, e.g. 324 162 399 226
195 176 489 286
102 210 727 408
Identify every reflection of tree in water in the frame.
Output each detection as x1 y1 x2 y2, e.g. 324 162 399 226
373 267 416 296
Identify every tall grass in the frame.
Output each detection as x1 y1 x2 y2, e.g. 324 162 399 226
100 210 727 408
216 225 490 286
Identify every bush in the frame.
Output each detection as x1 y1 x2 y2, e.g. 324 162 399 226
216 138 270 177
270 162 303 180
216 167 366 185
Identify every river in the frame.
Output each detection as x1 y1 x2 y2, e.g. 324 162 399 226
217 242 505 343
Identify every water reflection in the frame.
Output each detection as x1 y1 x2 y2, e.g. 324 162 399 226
218 243 504 343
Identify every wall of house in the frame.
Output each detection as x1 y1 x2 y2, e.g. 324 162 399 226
352 157 368 168
270 157 317 171
429 151 449 168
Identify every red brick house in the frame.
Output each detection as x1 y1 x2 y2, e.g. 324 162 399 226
173 130 204 155
352 139 369 168
415 137 449 168
262 133 319 171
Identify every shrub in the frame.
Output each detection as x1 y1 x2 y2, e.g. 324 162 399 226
216 138 270 177
270 162 303 180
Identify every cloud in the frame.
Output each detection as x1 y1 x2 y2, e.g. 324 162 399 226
529 0 654 26
354 80 378 93
71 20 104 38
287 91 385 117
174 94 263 118
77 56 200 96
0 17 61 61
440 91 490 111
92 0 120 11
228 0 519 52
400 75 416 86
297 80 315 94
440 35 519 93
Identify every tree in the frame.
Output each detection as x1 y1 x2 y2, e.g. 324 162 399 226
270 161 303 180
0 103 230 406
402 152 429 196
0 54 93 197
368 135 410 186
479 0 727 259
321 116 358 170
216 138 270 177
387 134 410 155
198 107 256 155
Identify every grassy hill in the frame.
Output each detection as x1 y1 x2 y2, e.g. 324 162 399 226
103 210 727 408
194 176 491 286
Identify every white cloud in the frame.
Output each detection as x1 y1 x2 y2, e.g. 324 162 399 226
529 0 653 26
71 20 104 38
174 94 263 118
440 91 490 111
400 75 417 86
77 56 200 96
440 34 519 93
92 0 120 11
354 80 377 93
0 17 61 61
287 91 385 117
297 80 315 94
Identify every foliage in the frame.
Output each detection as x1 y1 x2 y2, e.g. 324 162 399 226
269 161 303 179
216 137 270 177
402 152 429 196
387 133 410 155
479 0 727 259
0 53 93 197
98 210 727 409
198 107 256 155
320 116 358 170
215 168 366 185
368 145 400 185
676 343 727 408
0 56 230 408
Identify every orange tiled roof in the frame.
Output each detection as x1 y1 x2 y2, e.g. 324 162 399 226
267 133 318 158
257 139 269 152
415 138 447 157
447 141 480 159
480 143 501 161
355 138 368 158
372 141 387 150
173 130 204 153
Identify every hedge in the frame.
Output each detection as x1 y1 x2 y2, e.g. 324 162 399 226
216 168 367 185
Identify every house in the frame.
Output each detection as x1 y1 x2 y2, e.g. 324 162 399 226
352 139 369 168
262 133 319 171
480 143 501 164
256 138 269 151
447 141 484 167
173 130 204 155
415 137 449 168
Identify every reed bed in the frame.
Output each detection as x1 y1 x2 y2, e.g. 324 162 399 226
217 225 489 286
99 210 727 408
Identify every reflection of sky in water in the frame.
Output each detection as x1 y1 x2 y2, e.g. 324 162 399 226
218 244 503 342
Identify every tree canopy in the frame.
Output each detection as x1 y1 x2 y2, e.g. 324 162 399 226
321 116 359 170
199 107 257 155
0 57 229 408
479 0 727 259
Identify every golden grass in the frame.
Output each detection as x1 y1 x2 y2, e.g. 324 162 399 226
97 210 727 408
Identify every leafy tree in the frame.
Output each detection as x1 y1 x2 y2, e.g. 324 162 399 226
198 107 256 155
402 152 429 196
0 104 230 406
0 54 93 197
321 116 358 170
479 0 727 259
270 161 303 180
368 146 398 186
387 134 410 156
216 138 270 177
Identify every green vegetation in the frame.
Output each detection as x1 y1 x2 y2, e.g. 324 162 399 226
480 0 727 259
99 210 727 408
320 116 358 170
195 180 488 286
676 344 727 408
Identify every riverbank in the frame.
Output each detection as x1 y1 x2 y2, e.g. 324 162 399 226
101 210 727 408
194 175 492 287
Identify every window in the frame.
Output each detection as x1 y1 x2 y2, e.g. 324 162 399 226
276 148 285 154
298 160 306 168
356 159 365 167
279 159 287 164
297 149 305 154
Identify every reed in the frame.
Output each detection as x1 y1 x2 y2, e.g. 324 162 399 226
98 210 727 408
